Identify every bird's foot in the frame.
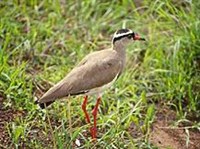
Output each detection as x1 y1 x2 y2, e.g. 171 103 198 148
90 126 97 140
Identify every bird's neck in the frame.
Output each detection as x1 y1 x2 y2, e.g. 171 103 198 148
112 42 126 58
112 42 127 72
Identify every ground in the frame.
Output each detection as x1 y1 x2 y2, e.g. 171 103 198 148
149 105 200 149
0 0 200 148
1 97 199 149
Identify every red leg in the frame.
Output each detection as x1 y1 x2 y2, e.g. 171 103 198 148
91 97 101 139
81 96 91 123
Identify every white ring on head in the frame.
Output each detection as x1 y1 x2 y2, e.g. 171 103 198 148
113 29 133 38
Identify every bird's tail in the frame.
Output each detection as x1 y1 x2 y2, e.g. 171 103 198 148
35 100 55 109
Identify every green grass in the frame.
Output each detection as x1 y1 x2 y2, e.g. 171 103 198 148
0 0 200 148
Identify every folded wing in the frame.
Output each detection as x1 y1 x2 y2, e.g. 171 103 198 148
38 50 122 104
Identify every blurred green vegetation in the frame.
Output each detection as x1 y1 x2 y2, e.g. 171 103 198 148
0 0 199 148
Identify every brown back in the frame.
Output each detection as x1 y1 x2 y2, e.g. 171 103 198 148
39 49 123 103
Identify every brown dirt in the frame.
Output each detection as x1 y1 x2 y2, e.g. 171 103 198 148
0 96 25 148
128 104 200 149
149 105 200 149
1 93 200 149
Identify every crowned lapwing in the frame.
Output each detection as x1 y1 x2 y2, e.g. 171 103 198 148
37 29 145 140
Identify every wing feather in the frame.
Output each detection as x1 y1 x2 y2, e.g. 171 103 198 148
38 50 122 103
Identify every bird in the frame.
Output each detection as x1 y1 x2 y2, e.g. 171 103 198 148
36 29 145 140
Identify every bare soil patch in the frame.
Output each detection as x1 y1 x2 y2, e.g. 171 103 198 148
0 96 25 148
149 105 200 149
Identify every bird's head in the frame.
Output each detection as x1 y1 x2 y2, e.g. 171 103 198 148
112 29 145 47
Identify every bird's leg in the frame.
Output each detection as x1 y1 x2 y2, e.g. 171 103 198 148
81 96 91 123
91 97 101 139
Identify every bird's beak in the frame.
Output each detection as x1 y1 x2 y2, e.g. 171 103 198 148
133 33 145 41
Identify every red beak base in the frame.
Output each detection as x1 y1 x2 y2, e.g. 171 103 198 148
133 34 145 41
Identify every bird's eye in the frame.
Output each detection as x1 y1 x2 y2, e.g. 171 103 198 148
127 35 132 39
